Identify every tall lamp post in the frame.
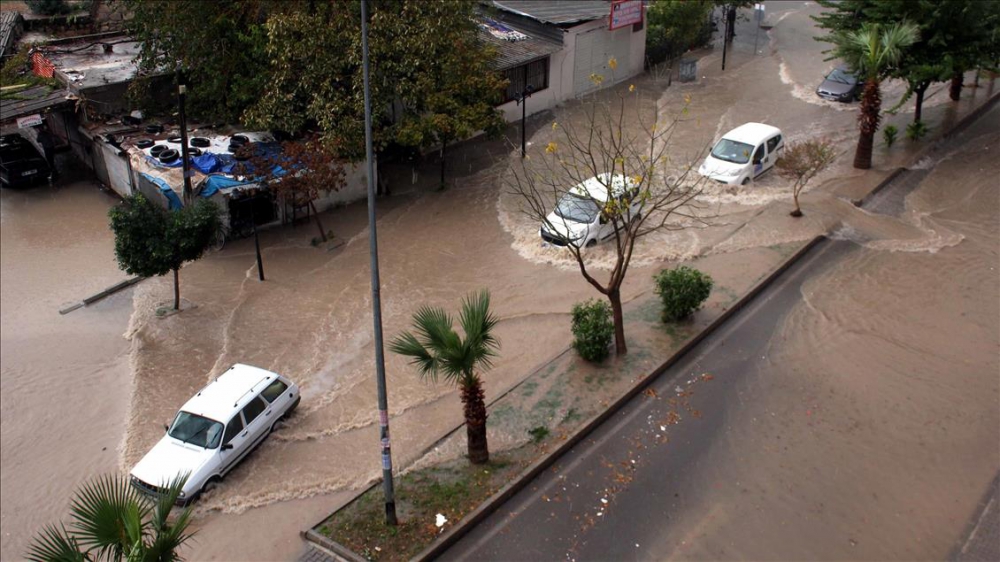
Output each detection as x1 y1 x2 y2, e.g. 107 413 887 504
361 0 397 526
514 83 534 158
176 71 193 204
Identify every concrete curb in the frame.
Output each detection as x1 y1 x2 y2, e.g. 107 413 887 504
59 276 143 314
301 529 368 562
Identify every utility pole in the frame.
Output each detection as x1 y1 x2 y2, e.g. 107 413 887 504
361 0 397 527
177 71 193 204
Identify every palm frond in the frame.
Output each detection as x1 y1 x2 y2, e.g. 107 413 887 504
411 305 458 354
25 524 86 562
69 474 147 561
458 289 500 373
388 331 439 380
148 474 188 537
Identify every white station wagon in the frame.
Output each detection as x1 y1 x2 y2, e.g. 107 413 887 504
130 364 300 505
539 173 642 248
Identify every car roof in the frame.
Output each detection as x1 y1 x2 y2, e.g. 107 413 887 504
179 364 284 423
720 123 782 145
568 173 633 202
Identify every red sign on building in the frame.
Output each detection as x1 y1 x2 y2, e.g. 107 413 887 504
609 0 644 30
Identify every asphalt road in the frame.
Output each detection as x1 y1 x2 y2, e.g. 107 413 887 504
438 238 856 561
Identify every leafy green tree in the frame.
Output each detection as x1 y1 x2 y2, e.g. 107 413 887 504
116 0 278 123
814 1 1000 119
389 290 500 465
246 0 506 185
26 474 194 562
774 139 837 217
826 22 918 169
646 0 714 65
109 193 221 311
26 0 71 16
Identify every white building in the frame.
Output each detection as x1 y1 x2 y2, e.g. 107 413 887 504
483 0 647 123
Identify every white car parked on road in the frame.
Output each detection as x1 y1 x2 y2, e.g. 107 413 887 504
539 173 641 248
130 364 300 505
698 123 784 186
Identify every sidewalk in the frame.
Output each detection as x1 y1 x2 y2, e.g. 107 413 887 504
298 18 1000 562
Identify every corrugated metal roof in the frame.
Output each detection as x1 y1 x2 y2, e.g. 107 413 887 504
1 11 23 59
492 1 612 26
480 26 562 70
0 85 75 124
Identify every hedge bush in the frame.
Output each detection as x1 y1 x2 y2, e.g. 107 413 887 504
571 299 614 363
654 266 713 322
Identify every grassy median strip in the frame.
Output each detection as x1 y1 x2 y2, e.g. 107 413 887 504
317 451 533 561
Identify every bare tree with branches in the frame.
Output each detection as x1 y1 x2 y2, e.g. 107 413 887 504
506 79 707 356
774 139 837 217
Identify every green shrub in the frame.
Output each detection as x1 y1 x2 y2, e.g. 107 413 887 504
654 266 713 322
882 124 898 148
906 120 928 141
571 299 614 362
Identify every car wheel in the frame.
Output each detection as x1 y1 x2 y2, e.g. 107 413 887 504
198 476 222 501
741 177 750 186
586 239 597 248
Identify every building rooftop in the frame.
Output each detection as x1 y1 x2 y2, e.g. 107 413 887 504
491 0 613 26
42 36 144 90
480 17 562 70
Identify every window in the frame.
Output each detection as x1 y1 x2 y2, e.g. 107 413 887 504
241 396 267 425
503 57 549 103
767 135 782 153
223 415 244 445
260 380 288 404
752 145 765 165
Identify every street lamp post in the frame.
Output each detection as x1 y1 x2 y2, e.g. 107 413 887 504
514 83 534 158
177 71 193 204
361 0 397 527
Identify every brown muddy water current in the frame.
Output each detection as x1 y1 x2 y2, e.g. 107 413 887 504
2 4 997 559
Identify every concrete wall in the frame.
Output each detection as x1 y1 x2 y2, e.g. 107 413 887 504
496 18 646 123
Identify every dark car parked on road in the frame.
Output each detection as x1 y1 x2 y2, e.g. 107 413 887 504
0 134 51 188
816 66 863 102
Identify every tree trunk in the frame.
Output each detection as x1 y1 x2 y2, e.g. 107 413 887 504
853 80 881 170
609 288 627 355
173 268 180 311
461 377 489 464
913 82 928 123
791 186 803 217
309 200 327 242
950 73 963 101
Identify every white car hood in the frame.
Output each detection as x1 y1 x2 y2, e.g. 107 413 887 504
698 154 746 180
131 435 214 491
542 211 591 243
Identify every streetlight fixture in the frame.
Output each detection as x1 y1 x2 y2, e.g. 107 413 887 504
514 83 534 158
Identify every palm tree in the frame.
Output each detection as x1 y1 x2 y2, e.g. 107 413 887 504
831 22 919 169
389 289 500 464
27 474 194 562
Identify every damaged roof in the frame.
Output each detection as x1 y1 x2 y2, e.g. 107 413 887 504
479 19 562 70
491 1 613 26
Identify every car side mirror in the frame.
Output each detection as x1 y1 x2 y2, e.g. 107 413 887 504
164 424 169 433
599 214 608 225
221 443 233 451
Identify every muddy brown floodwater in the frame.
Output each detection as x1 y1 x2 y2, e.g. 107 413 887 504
1 175 132 558
2 2 996 560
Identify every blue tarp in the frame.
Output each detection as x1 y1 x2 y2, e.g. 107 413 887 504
140 172 184 209
200 174 257 198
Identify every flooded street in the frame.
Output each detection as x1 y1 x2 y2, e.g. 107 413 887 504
1 1 996 560
0 171 132 557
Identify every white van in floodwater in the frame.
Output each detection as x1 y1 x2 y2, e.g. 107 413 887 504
698 123 784 186
130 364 299 505
539 173 641 248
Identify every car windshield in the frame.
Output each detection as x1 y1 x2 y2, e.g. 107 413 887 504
168 411 223 449
826 68 856 84
554 193 601 224
711 138 754 164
